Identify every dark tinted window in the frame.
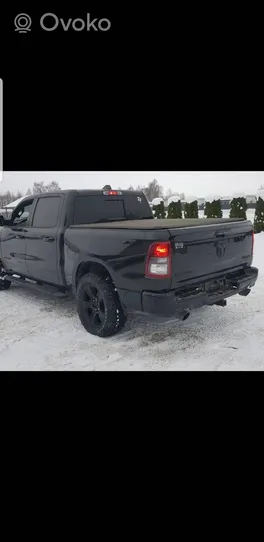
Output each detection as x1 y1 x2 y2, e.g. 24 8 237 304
32 197 61 228
73 195 152 224
74 197 125 224
123 195 153 219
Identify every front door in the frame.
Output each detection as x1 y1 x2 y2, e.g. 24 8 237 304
0 199 35 276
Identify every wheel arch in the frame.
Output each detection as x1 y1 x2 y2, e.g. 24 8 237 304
73 257 115 295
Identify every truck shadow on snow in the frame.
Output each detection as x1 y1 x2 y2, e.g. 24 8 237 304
7 282 246 349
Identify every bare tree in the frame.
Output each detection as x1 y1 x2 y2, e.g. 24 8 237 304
165 188 174 200
165 189 185 201
46 181 61 192
0 190 24 208
32 181 61 194
33 181 47 194
143 179 164 201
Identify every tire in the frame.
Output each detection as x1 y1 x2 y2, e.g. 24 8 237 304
76 272 127 337
0 279 11 290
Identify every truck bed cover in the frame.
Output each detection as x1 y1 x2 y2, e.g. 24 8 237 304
71 218 246 230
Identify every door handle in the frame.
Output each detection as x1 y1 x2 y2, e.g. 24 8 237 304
15 235 25 239
43 237 55 242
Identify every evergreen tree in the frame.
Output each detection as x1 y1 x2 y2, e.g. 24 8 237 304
254 196 264 233
167 200 182 219
184 203 190 218
191 200 198 218
205 199 223 218
213 199 222 218
153 201 166 219
176 201 183 218
204 201 210 216
229 197 247 219
185 200 198 218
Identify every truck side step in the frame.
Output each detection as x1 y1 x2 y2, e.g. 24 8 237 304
5 274 69 298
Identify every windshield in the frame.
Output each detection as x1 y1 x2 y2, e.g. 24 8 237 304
73 194 153 224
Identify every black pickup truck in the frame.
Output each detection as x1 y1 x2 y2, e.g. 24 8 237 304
0 189 258 337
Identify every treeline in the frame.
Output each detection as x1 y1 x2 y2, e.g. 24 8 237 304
153 200 199 219
1 178 264 233
153 195 264 234
0 181 61 209
204 196 264 233
0 190 24 209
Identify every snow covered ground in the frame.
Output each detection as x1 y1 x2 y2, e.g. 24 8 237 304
199 209 256 221
1 210 263 371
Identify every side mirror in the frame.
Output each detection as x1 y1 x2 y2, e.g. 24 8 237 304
0 215 5 226
13 216 27 225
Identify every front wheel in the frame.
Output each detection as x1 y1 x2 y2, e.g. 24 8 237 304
76 272 127 337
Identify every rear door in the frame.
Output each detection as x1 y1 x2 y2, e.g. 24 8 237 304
169 221 253 288
24 195 63 285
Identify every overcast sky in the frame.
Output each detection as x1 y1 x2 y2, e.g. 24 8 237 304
0 171 263 198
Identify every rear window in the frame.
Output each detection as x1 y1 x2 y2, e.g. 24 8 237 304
73 195 152 224
123 195 153 220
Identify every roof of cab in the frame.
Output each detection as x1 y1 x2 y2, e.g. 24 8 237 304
17 189 145 200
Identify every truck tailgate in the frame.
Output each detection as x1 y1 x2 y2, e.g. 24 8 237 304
169 220 254 287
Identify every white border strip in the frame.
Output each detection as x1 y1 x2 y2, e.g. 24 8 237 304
0 79 2 182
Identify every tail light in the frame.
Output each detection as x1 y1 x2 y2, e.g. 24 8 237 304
145 242 172 278
103 190 122 196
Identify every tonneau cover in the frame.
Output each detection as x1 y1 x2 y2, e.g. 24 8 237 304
71 218 245 230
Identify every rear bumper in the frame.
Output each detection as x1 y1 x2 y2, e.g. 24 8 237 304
141 266 259 316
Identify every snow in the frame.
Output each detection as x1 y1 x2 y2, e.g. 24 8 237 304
185 196 198 203
205 194 221 203
198 208 256 223
3 196 27 209
1 209 263 371
256 190 264 201
167 195 181 204
232 192 246 198
0 209 10 216
152 198 164 206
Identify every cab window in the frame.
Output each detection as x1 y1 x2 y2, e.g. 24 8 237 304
12 200 34 226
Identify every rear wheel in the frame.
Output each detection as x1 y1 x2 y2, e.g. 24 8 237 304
0 279 11 290
76 272 126 337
